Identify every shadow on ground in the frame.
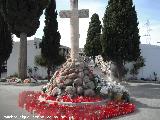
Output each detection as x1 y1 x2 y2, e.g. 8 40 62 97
126 83 160 99
131 98 160 110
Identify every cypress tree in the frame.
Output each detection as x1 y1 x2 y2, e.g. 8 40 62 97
101 0 140 80
41 0 64 79
0 0 48 79
0 12 12 77
84 13 102 62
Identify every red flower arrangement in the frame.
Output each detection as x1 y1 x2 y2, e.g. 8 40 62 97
19 91 136 120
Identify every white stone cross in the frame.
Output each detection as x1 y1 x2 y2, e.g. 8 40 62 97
59 0 89 60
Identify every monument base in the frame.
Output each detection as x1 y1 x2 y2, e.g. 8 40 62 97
41 57 130 102
18 58 135 119
43 58 98 98
19 91 135 119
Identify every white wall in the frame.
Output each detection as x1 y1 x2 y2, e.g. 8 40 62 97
6 40 160 80
7 39 47 78
7 41 19 76
1 72 7 78
6 38 69 78
137 44 160 79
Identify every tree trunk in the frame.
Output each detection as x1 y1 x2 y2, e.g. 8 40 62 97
116 62 125 82
47 67 51 81
0 64 2 78
93 56 95 63
18 33 27 80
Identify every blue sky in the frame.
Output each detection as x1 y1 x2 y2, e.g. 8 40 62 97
14 0 160 47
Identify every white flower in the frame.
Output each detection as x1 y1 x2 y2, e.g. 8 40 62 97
47 83 51 86
42 85 47 89
110 83 129 94
112 86 119 93
100 86 109 95
15 78 21 83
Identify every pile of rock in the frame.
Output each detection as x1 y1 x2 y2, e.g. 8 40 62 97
42 58 130 102
43 58 98 97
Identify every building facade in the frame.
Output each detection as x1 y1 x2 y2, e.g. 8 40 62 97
1 41 160 80
0 38 69 78
137 44 160 80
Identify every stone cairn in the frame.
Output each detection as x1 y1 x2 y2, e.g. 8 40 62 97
43 0 96 99
44 58 98 98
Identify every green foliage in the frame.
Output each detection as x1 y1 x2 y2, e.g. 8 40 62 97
9 72 18 78
101 0 141 80
41 0 65 67
0 0 48 79
35 54 66 68
35 55 48 67
84 13 102 62
121 92 130 102
41 86 47 93
101 0 140 63
130 56 145 76
0 0 48 37
0 12 12 68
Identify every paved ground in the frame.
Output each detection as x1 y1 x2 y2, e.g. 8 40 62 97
112 82 160 120
1 65 160 120
0 83 160 120
0 84 42 120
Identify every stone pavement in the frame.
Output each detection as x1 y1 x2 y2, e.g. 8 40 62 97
0 83 160 120
112 82 160 120
0 67 160 120
0 85 42 120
